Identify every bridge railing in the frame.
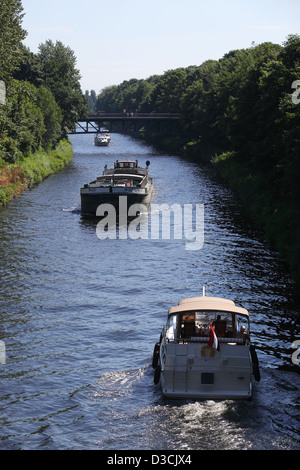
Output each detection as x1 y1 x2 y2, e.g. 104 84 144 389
84 112 181 119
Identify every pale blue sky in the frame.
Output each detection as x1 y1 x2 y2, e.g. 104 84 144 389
21 0 299 93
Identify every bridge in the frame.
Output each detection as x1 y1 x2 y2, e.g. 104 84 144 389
70 112 181 135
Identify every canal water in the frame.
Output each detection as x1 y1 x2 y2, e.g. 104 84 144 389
0 133 299 450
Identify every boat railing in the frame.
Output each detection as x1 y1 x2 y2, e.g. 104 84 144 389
166 336 247 345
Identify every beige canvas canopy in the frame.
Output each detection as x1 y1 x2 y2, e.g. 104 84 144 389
168 296 249 318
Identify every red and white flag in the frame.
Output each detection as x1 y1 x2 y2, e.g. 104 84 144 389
208 323 219 350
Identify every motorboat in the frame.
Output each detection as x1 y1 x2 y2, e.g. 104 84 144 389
152 290 260 399
80 159 153 215
94 132 110 146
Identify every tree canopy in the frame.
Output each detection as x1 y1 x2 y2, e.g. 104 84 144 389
38 40 87 134
0 0 26 82
0 0 87 163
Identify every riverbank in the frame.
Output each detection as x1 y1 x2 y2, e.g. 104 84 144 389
0 139 73 206
211 150 300 288
184 140 300 288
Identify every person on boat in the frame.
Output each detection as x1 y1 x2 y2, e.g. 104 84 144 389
236 325 250 343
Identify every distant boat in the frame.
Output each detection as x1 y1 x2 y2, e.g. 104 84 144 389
80 159 153 215
94 132 110 146
102 129 111 141
152 291 260 399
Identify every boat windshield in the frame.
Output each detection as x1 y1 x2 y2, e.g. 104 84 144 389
91 175 143 187
115 161 138 169
165 310 250 342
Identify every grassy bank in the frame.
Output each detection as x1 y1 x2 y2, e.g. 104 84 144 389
0 139 73 206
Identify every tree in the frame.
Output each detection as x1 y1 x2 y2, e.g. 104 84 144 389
149 69 188 113
6 79 45 158
37 86 62 148
85 89 97 113
38 40 87 134
13 44 44 87
0 0 27 82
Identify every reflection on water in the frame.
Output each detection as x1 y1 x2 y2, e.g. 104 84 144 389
0 133 299 450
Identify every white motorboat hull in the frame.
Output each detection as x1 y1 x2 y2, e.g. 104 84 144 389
158 341 252 399
94 133 110 146
95 140 109 146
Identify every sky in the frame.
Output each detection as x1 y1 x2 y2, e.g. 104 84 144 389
21 0 300 94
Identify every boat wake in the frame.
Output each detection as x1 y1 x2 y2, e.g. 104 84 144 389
90 366 253 450
62 205 81 213
93 366 149 399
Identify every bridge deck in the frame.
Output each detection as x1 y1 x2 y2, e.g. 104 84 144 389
71 113 181 134
84 112 181 119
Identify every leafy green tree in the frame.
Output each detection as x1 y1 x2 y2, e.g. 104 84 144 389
85 89 97 113
148 69 188 113
180 60 221 150
13 44 44 87
37 86 62 148
0 0 27 82
96 76 159 113
0 105 22 163
7 79 45 157
96 85 119 112
38 40 87 134
0 2 87 168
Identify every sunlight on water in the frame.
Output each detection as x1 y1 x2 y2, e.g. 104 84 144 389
0 134 299 450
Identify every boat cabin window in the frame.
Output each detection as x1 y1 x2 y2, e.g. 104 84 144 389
166 311 249 342
114 161 138 169
95 176 142 187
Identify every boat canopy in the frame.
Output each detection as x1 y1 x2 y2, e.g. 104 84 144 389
179 296 235 306
168 296 249 318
